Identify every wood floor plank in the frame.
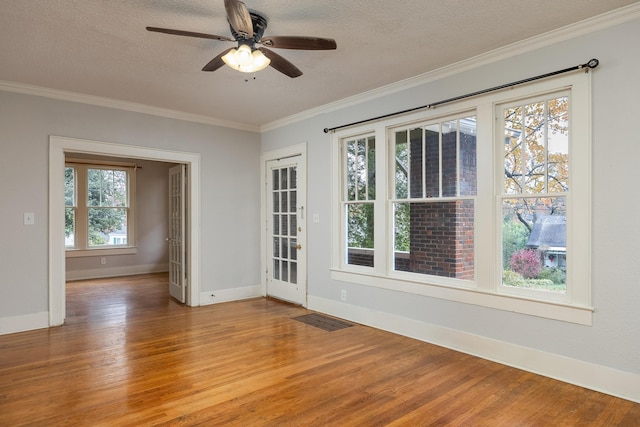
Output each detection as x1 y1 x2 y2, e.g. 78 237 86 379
1 273 638 426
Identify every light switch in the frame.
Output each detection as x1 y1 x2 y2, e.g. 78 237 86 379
24 212 35 225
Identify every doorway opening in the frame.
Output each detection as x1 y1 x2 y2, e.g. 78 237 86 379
49 136 201 326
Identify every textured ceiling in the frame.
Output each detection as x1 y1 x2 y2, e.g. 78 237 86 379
0 0 637 129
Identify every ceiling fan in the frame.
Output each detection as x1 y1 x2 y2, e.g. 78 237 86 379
146 0 337 78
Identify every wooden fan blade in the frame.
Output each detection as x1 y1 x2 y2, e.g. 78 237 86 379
259 48 302 78
261 36 337 50
146 27 233 42
224 0 253 38
202 48 234 72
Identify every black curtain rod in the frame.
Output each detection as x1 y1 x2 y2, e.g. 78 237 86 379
323 58 599 134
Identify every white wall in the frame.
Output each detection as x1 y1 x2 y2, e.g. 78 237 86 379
0 93 262 322
261 18 640 399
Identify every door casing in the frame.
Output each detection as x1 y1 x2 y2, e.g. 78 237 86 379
260 143 307 306
49 136 201 325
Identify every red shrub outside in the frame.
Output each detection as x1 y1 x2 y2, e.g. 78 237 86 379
510 249 541 279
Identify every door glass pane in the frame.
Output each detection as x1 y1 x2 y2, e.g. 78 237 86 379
290 214 297 236
282 260 289 282
290 190 297 213
290 261 297 284
290 167 297 189
273 237 280 257
290 238 297 261
281 238 288 259
271 165 301 286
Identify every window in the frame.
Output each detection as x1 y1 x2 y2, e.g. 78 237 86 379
499 93 569 298
65 160 136 255
331 72 592 324
392 116 476 280
343 135 376 267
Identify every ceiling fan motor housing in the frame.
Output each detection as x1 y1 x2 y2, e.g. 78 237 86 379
230 12 268 49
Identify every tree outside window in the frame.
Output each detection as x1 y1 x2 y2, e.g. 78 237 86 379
65 163 133 250
343 136 375 267
501 94 569 292
87 168 128 246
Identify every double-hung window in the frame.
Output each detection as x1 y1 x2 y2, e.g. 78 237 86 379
343 135 376 268
499 92 569 298
331 72 592 324
391 115 477 283
65 160 136 255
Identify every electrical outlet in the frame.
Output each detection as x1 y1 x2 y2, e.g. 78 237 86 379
340 289 347 301
100 257 107 265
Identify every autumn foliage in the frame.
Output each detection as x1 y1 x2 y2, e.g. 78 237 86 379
510 249 542 279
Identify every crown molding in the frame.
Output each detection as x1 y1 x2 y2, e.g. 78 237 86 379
0 80 259 133
2 2 638 134
260 2 640 133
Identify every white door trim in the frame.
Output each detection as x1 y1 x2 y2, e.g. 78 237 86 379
49 136 201 326
260 143 307 305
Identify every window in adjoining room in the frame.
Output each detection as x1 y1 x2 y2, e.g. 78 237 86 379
65 160 136 255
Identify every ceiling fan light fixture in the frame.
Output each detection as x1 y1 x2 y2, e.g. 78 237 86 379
222 44 271 73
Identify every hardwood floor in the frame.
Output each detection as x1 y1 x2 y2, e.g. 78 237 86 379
1 273 638 426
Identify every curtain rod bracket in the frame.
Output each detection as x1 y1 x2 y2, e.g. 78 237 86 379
324 58 599 134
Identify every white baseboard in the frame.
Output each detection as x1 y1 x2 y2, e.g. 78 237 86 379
0 311 49 335
65 264 169 281
308 295 640 404
200 285 262 306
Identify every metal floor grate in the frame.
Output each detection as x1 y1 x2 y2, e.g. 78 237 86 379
292 313 354 332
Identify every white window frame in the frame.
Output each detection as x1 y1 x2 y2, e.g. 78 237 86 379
65 158 137 257
341 133 378 272
387 112 478 288
330 72 592 325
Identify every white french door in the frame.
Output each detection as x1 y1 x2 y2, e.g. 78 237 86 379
266 156 306 305
168 164 186 303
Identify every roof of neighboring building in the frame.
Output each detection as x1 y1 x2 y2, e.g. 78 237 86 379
526 215 566 249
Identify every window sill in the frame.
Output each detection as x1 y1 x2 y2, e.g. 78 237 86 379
330 269 593 326
65 247 137 257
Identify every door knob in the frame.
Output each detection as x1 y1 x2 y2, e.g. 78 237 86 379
296 244 302 250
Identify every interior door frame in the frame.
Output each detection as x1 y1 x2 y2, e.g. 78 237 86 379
260 143 307 306
49 136 201 326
